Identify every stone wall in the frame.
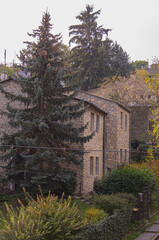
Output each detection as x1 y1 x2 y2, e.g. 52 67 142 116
0 80 21 138
117 106 130 165
76 91 130 173
82 104 105 193
129 105 153 143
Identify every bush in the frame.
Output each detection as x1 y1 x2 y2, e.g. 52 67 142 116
84 208 107 223
94 166 158 196
0 188 85 240
90 194 129 215
115 192 137 207
77 208 132 240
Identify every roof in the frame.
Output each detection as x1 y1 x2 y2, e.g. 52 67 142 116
0 78 130 113
78 90 131 113
75 96 107 115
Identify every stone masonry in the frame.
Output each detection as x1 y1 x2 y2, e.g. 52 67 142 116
0 79 130 194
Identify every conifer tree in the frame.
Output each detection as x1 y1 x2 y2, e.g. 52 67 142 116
69 5 110 90
69 5 133 90
0 12 92 194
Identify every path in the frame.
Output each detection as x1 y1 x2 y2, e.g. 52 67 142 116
135 220 159 240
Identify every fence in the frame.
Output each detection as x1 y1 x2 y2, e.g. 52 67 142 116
133 187 159 221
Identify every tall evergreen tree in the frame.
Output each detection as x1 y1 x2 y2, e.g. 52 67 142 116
69 5 134 91
69 5 110 90
0 12 92 194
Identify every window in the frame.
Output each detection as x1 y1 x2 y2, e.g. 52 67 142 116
125 115 127 130
95 157 99 175
96 115 100 133
120 149 122 162
125 150 127 161
120 112 123 128
90 157 94 175
90 113 94 132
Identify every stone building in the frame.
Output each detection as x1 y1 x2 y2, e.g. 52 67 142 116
0 79 130 194
88 70 158 144
76 91 130 175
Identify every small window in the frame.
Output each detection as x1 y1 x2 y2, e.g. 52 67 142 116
125 115 127 130
90 113 94 132
96 115 100 133
120 149 122 162
120 112 123 128
95 157 99 175
125 150 127 161
90 157 94 175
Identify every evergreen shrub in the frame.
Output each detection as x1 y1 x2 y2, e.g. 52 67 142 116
115 192 137 207
94 166 158 196
0 189 84 240
77 208 132 240
90 194 129 215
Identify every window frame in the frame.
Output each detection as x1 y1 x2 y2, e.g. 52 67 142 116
90 157 94 175
125 114 127 130
90 112 94 132
95 157 99 175
96 114 100 133
120 112 123 128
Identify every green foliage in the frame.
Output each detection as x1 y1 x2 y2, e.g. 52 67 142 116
29 167 77 197
131 139 149 163
0 189 84 240
94 166 158 196
69 5 133 90
114 192 137 207
132 60 148 69
84 208 107 223
77 208 132 240
0 64 20 80
71 199 90 218
0 11 93 192
90 194 129 215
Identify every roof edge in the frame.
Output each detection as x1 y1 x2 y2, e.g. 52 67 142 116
78 90 131 113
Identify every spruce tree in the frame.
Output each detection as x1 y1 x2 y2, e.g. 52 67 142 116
0 12 92 194
69 5 110 90
69 5 134 90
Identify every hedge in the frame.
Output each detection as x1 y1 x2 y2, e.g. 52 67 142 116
94 166 158 196
76 208 132 240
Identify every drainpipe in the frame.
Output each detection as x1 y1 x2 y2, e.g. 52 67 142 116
103 115 107 176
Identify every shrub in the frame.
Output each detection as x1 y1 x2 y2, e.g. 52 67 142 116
115 192 137 207
90 194 128 215
77 208 132 240
94 166 158 196
131 147 159 181
84 208 107 223
0 188 85 240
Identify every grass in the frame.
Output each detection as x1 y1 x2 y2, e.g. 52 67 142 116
71 198 91 217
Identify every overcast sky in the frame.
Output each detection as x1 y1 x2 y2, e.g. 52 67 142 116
1 0 159 64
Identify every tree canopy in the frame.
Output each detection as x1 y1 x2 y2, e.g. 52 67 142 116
68 5 134 91
0 11 92 194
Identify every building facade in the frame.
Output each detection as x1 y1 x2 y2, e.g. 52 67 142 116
0 79 130 194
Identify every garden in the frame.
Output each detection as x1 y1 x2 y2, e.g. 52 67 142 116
0 165 158 240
